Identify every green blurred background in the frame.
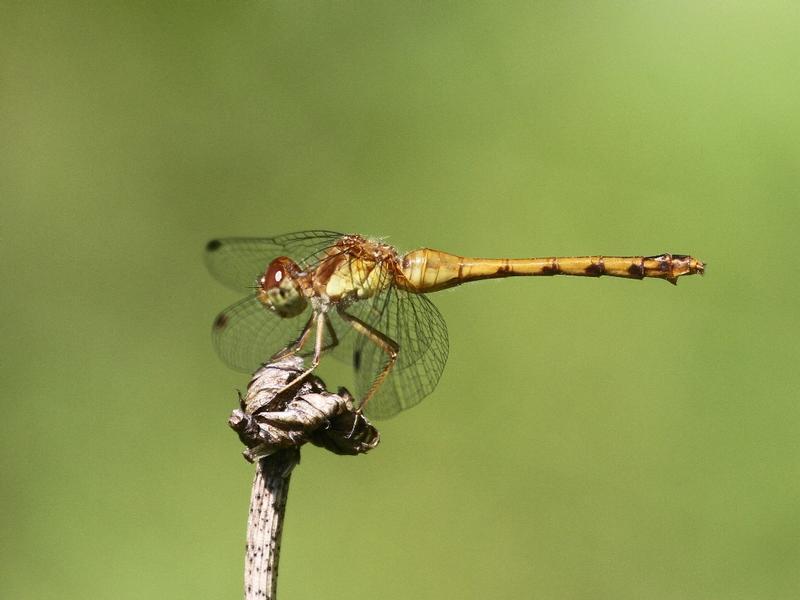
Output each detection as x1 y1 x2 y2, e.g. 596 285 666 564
2 3 798 599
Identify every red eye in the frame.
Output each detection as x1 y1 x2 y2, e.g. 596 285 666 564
256 256 307 317
262 257 297 292
264 263 283 291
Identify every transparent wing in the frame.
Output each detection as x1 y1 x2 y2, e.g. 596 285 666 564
211 294 313 372
205 230 345 292
341 276 449 419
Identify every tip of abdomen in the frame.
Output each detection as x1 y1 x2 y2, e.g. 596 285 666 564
665 254 705 284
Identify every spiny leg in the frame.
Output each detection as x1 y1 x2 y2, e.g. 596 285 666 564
274 312 337 395
322 315 339 355
338 308 399 413
271 312 339 362
270 313 315 361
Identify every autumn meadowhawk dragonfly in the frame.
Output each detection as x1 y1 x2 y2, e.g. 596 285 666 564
206 231 704 419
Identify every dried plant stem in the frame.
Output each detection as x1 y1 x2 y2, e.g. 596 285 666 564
230 357 379 600
244 450 299 600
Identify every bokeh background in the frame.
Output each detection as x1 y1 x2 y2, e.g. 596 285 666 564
2 3 798 599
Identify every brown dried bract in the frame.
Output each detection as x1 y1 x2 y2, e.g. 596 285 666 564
229 356 380 462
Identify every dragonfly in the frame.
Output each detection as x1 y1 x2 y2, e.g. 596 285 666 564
206 231 704 419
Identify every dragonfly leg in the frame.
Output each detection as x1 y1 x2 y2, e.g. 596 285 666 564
337 309 399 413
321 315 339 354
274 312 328 395
271 313 315 361
272 313 340 363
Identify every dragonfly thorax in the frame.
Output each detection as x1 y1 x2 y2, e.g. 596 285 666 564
319 255 393 303
258 257 308 318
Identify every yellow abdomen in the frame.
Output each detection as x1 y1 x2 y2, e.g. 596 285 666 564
399 248 705 292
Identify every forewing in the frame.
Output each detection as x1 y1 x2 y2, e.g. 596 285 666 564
345 282 449 419
212 294 313 372
205 230 344 292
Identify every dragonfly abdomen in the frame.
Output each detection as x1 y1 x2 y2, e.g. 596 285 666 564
400 249 705 292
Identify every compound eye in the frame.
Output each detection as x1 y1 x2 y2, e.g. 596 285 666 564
263 260 286 291
258 257 307 318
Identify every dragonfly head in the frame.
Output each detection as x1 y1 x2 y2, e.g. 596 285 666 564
258 257 307 318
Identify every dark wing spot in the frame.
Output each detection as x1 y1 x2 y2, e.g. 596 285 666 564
206 239 222 252
213 312 228 330
353 349 362 371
